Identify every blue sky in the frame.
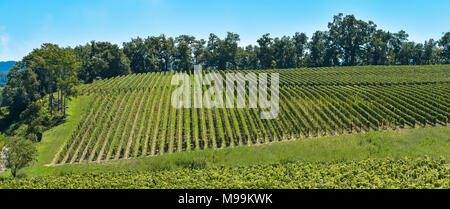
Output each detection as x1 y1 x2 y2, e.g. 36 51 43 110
0 0 449 61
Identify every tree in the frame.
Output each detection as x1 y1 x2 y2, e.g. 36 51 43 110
328 13 373 65
308 31 329 67
174 35 195 72
192 39 207 67
223 32 241 69
273 36 296 68
364 29 392 65
236 45 259 70
257 33 274 69
2 44 77 117
1 44 80 138
412 43 424 65
55 48 81 116
75 41 131 83
57 76 81 117
439 32 450 64
19 100 48 142
389 30 409 64
123 37 156 74
292 32 308 67
158 35 176 71
423 39 437 64
205 33 241 70
397 42 414 65
3 136 37 178
206 33 221 70
2 68 41 117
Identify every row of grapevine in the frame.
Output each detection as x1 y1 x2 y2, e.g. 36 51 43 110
53 65 450 164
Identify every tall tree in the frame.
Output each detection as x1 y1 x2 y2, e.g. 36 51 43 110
123 37 157 73
3 136 37 178
3 44 80 118
175 35 195 72
423 39 437 65
2 68 40 117
439 32 450 64
273 36 296 69
389 30 409 64
206 33 221 70
257 33 274 69
192 39 207 67
292 32 308 67
236 45 259 70
307 31 334 67
365 29 392 65
223 32 241 70
75 41 131 83
328 13 372 65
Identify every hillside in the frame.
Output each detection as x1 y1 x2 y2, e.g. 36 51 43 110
0 72 7 87
0 61 14 87
0 61 16 72
48 65 450 166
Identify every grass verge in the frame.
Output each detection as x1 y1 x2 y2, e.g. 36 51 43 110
5 96 92 177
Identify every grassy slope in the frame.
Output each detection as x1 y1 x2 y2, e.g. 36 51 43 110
19 125 450 177
14 96 92 177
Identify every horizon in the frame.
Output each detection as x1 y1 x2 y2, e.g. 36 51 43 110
1 0 450 61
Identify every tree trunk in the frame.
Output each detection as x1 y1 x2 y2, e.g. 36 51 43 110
57 89 60 111
49 94 53 117
11 167 16 178
63 94 66 117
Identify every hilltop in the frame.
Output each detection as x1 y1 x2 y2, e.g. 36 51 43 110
0 61 16 72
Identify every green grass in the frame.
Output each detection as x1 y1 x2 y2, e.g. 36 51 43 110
12 96 92 176
9 124 450 177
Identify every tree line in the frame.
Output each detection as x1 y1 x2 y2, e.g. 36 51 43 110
76 13 449 83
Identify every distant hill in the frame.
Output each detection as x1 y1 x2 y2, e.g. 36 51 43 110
0 61 14 87
0 71 7 87
0 61 16 72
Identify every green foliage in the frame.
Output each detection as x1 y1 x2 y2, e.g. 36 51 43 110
1 157 448 189
1 67 41 117
123 35 174 73
1 43 81 133
439 32 450 64
120 15 447 71
75 41 131 83
3 136 37 178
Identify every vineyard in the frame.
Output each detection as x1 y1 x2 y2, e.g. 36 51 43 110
50 65 450 165
3 158 449 189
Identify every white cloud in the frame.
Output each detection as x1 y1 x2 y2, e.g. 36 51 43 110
0 32 11 61
0 33 9 47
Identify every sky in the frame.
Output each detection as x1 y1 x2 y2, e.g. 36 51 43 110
0 0 449 61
